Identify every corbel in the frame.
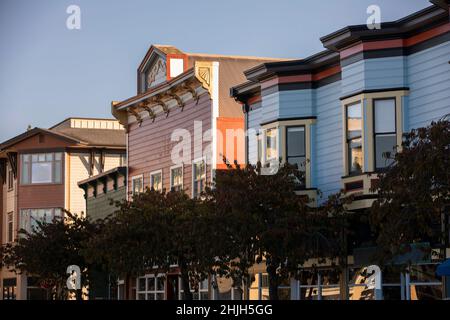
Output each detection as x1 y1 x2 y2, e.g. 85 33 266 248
168 90 185 111
153 95 170 118
182 83 199 105
141 102 157 123
128 107 143 126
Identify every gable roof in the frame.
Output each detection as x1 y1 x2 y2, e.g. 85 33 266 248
0 121 126 152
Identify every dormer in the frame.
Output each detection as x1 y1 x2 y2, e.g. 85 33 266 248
137 45 188 94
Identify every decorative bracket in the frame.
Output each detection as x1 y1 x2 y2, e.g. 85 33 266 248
129 108 143 126
6 152 17 178
143 105 156 122
154 95 170 118
182 83 199 105
168 91 185 111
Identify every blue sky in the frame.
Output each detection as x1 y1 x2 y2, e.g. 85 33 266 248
0 0 429 141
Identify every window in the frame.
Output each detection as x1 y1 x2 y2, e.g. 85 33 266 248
286 126 306 171
265 128 277 161
192 159 206 198
257 133 263 164
346 102 363 175
131 175 143 195
20 208 62 233
150 170 162 192
7 168 14 190
170 166 183 191
21 152 62 184
374 99 397 170
136 275 165 300
7 212 13 243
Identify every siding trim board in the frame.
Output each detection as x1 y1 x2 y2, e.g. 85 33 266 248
340 87 410 101
341 31 450 67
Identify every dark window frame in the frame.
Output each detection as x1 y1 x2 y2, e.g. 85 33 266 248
373 97 397 171
20 152 63 186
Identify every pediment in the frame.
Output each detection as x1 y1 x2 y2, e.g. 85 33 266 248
145 56 167 89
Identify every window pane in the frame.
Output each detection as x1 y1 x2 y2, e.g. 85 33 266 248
38 154 46 162
347 102 362 139
54 153 62 161
171 167 182 189
132 177 142 194
151 173 162 191
54 161 62 183
23 154 30 163
287 127 305 158
375 134 396 169
31 162 52 183
156 277 165 291
287 156 306 171
21 162 30 184
349 138 363 174
374 99 396 133
138 278 146 291
266 128 277 160
147 278 155 291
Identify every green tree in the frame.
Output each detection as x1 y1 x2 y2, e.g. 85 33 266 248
84 189 215 300
206 161 315 300
371 119 450 264
0 211 96 300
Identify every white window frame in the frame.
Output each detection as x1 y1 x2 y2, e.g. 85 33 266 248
192 157 206 198
179 277 209 300
131 174 144 195
170 164 183 191
19 208 63 234
136 274 165 300
264 127 278 162
149 169 163 192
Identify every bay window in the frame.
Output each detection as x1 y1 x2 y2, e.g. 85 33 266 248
20 208 62 233
21 152 62 184
374 98 397 170
346 102 363 175
170 166 183 191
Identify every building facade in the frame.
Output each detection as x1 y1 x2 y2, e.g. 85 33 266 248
111 45 284 300
232 1 450 299
0 118 126 300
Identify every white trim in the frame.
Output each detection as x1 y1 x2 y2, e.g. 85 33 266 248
191 157 207 198
131 174 144 195
211 61 219 172
149 169 163 192
169 164 184 191
136 274 166 300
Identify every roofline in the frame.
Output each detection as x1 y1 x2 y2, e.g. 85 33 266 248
244 49 339 82
48 117 120 130
186 52 288 61
0 128 85 152
320 3 449 51
114 68 197 110
78 166 127 187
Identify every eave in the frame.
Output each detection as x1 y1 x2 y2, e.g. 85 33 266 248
321 4 449 51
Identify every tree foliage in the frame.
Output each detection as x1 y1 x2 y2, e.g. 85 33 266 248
0 211 96 300
371 119 450 263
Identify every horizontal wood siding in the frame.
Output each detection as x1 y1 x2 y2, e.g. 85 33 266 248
247 103 262 165
341 56 407 97
406 41 450 129
314 81 343 202
278 89 314 119
127 93 212 196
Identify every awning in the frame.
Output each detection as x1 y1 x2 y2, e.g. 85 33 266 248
437 259 450 277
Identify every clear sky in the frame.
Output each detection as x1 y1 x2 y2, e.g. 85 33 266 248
0 0 430 141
